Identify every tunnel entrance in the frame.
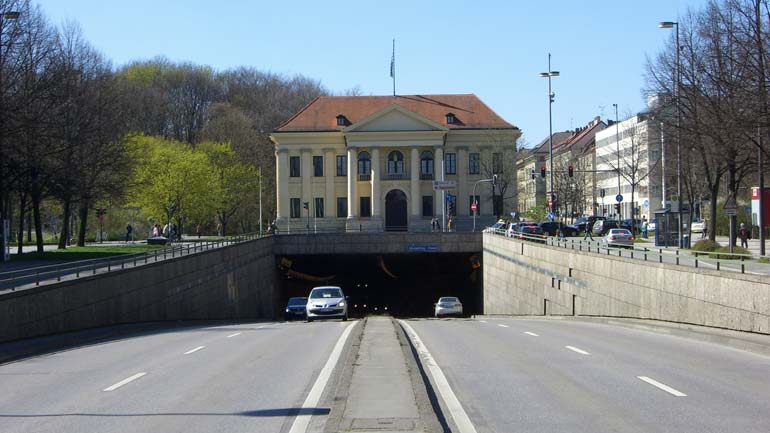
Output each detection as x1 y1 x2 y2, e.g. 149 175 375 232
276 253 482 318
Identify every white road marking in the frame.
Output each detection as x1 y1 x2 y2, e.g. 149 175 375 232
565 346 590 355
524 331 539 337
184 346 205 355
498 324 509 328
479 320 487 323
288 321 357 433
104 372 147 392
637 376 687 397
227 333 241 338
399 320 478 433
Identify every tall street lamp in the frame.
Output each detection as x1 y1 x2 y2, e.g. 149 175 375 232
0 9 20 262
539 54 559 218
613 103 622 220
659 20 682 248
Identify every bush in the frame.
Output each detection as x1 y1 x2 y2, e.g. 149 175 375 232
708 246 751 260
691 239 721 253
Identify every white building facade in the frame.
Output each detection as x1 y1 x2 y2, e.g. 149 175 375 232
270 95 519 232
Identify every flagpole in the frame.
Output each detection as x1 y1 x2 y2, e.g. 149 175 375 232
391 39 396 96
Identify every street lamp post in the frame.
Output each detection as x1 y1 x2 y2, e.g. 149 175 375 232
472 175 497 232
613 103 622 221
0 10 20 262
540 54 560 219
659 20 683 248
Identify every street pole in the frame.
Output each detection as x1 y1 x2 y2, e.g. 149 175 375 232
759 127 765 255
540 55 560 219
259 166 263 235
614 103 622 221
659 21 682 247
472 177 496 232
441 157 446 232
660 123 666 209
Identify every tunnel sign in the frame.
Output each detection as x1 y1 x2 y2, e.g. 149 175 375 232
433 180 457 190
408 245 439 252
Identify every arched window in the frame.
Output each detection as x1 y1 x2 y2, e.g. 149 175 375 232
420 151 434 178
387 151 404 174
358 151 371 175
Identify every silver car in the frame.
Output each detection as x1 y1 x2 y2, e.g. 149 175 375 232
306 286 348 322
434 296 463 317
602 228 635 248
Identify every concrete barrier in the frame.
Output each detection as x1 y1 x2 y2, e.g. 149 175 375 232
273 232 482 255
0 237 277 343
483 233 770 334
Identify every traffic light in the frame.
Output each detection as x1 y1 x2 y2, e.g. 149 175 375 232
530 169 535 180
600 189 606 198
448 200 456 216
568 165 574 177
614 203 621 213
540 166 546 178
303 202 309 210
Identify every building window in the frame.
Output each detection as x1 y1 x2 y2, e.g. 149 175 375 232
360 197 371 217
358 151 371 174
469 153 480 174
290 198 301 218
337 197 347 217
387 151 404 174
336 155 347 176
420 151 434 178
336 115 348 126
445 153 456 175
315 198 324 218
446 113 455 124
422 196 434 217
290 156 300 177
492 152 503 174
469 195 480 216
313 156 323 177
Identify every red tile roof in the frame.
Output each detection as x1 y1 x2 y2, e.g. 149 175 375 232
275 94 516 132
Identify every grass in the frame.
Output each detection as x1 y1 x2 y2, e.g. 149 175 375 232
12 244 166 261
708 246 751 260
758 257 770 264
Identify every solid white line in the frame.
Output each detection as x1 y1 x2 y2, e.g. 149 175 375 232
565 346 590 355
104 372 147 392
184 346 205 355
524 331 539 337
227 333 241 338
399 320 478 433
637 376 687 397
288 321 356 433
498 324 509 328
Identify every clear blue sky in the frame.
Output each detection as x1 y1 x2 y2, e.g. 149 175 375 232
37 0 706 146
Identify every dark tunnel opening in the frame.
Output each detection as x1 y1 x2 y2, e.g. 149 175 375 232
276 253 482 318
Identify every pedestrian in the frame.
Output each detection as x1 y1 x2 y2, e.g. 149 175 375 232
641 220 648 239
151 224 158 237
196 224 203 238
702 224 708 239
447 217 454 232
125 224 133 243
431 218 437 232
739 223 749 248
583 223 594 241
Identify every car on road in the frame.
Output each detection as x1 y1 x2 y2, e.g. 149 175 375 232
592 219 621 235
570 216 606 234
688 218 705 233
538 221 578 237
486 219 507 234
284 297 308 321
647 220 656 232
622 218 644 232
602 228 635 248
306 286 348 322
434 296 463 317
507 222 544 242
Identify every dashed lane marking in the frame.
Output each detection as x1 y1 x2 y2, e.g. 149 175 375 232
637 376 687 397
565 346 590 355
104 372 147 392
184 346 205 355
227 333 241 338
498 324 509 328
524 332 539 337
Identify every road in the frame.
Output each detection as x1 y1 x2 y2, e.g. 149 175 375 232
404 317 770 433
0 320 353 433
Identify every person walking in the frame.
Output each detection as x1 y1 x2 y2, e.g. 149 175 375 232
739 223 749 248
583 223 594 241
641 219 648 239
125 224 133 243
702 223 708 239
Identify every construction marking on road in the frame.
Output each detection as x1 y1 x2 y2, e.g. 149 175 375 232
524 332 539 337
288 321 357 433
498 324 509 328
565 346 590 355
184 346 205 355
637 376 687 397
104 372 147 392
227 333 241 338
399 320 478 433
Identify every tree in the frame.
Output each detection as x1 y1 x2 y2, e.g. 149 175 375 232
480 131 519 217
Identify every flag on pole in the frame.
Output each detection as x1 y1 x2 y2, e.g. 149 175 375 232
390 39 395 78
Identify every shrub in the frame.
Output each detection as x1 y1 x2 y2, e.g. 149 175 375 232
691 239 721 253
708 246 751 260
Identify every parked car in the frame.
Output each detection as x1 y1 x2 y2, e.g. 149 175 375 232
284 297 308 321
647 221 657 232
486 219 507 234
434 296 463 317
592 219 621 235
508 222 544 241
622 218 644 232
538 221 578 237
602 228 635 248
506 221 535 237
571 216 605 233
689 218 705 233
306 286 348 322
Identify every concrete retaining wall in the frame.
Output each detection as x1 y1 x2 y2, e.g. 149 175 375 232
274 232 482 255
0 237 277 343
483 233 770 334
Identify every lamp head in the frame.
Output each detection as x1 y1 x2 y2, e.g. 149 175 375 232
3 11 20 19
658 21 676 28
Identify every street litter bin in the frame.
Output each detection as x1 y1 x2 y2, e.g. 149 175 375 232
681 234 690 248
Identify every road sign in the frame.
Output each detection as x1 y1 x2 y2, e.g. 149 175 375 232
726 208 737 216
643 199 649 208
547 212 555 221
616 194 623 203
471 202 477 212
433 180 457 190
724 194 738 210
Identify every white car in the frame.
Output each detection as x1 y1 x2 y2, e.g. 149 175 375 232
602 228 635 248
306 286 348 322
647 221 656 232
690 219 705 233
434 296 463 317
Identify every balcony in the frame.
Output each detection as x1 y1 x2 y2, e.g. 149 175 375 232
358 174 371 181
382 173 410 181
420 173 434 181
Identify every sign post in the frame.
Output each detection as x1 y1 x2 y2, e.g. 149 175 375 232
725 194 738 253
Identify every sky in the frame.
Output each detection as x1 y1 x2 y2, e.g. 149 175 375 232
36 0 707 146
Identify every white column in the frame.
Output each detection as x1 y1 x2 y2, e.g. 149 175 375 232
371 148 381 218
276 150 289 219
457 146 469 216
410 147 420 218
324 148 335 219
434 146 444 217
347 147 357 218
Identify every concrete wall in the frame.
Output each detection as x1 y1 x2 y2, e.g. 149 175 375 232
0 237 277 343
274 232 482 255
483 233 770 334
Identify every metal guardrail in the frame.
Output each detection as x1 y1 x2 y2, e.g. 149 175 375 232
0 232 266 292
489 228 763 276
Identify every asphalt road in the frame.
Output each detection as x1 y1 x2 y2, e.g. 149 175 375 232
0 320 351 433
404 317 770 433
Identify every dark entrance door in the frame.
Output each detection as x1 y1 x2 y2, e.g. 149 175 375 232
385 189 408 231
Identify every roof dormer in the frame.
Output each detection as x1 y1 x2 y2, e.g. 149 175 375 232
336 114 349 127
445 113 456 124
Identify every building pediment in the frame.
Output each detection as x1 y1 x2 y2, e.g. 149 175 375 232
344 104 449 133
